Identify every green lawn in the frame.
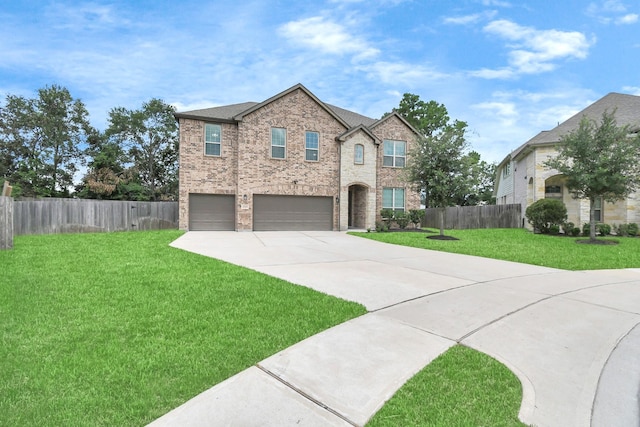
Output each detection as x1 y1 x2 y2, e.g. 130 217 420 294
351 228 640 270
367 345 526 427
0 230 366 426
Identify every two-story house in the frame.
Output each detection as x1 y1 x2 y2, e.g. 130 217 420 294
494 92 640 229
175 83 421 231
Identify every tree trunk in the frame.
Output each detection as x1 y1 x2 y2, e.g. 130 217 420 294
439 207 445 236
589 197 597 242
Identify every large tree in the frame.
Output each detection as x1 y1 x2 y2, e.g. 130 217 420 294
106 99 178 201
544 111 640 242
0 85 93 197
405 120 470 236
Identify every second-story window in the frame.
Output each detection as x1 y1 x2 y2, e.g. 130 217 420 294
354 144 364 164
205 124 221 156
383 140 406 167
305 131 319 161
271 127 286 159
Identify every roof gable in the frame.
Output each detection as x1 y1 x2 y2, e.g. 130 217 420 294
370 111 422 138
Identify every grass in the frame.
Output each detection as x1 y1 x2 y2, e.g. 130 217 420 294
0 230 366 426
351 228 640 270
367 345 526 427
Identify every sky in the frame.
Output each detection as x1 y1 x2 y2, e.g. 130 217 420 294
1 0 639 164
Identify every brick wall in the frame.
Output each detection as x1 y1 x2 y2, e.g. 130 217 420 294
178 118 238 229
236 88 347 230
372 115 421 221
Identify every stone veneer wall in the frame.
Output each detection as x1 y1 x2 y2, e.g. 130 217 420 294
235 88 346 230
372 116 421 221
178 118 238 230
339 130 378 230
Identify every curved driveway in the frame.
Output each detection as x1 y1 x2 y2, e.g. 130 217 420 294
151 231 640 427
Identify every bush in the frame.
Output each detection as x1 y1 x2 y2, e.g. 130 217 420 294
562 222 575 235
525 199 567 234
408 209 425 229
597 223 611 236
380 208 394 224
571 227 581 237
629 223 639 237
549 224 560 235
395 211 410 229
613 223 628 237
582 223 590 236
375 221 389 232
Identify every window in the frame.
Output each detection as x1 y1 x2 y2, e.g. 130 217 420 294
354 144 364 164
594 197 603 222
305 131 319 161
271 127 286 159
502 162 511 178
383 140 406 167
204 124 221 156
383 187 405 212
545 185 562 199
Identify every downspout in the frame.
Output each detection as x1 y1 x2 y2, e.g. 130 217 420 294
337 140 341 231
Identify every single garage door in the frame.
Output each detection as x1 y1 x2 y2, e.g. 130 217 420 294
189 194 235 231
253 195 333 231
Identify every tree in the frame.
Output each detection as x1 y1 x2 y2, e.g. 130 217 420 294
394 93 450 137
544 111 640 242
0 85 93 197
405 121 469 237
457 151 496 206
106 99 179 201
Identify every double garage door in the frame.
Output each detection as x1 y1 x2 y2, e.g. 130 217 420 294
188 193 333 231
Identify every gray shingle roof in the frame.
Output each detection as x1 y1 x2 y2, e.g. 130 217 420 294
174 102 259 122
173 86 378 128
512 92 640 159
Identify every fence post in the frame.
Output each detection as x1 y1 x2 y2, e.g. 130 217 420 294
0 196 13 250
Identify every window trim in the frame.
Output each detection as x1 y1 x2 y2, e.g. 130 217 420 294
502 163 511 178
354 144 364 165
594 196 603 222
305 131 319 162
382 187 405 212
383 140 406 168
204 123 222 157
271 127 286 159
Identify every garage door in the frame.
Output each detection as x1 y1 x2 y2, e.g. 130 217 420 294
253 195 333 231
189 194 235 231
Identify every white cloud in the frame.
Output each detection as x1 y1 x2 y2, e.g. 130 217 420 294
359 61 448 86
443 10 497 25
622 86 640 96
476 20 594 77
617 13 639 24
279 16 379 60
480 0 512 6
586 1 638 24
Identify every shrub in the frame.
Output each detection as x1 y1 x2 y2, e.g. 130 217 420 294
408 209 425 229
394 211 410 229
571 227 581 237
582 223 590 237
597 223 611 236
562 222 575 235
375 221 389 232
629 223 639 237
549 224 560 235
613 223 628 237
380 208 394 224
525 199 567 234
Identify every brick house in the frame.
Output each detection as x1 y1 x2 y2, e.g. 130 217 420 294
494 92 640 229
174 83 421 231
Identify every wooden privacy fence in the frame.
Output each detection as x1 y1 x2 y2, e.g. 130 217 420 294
423 204 522 230
0 196 13 249
13 198 178 235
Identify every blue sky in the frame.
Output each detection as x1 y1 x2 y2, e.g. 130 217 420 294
1 0 639 163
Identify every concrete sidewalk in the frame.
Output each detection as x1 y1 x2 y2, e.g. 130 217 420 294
149 231 640 427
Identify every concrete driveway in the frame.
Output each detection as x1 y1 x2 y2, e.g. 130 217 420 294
150 231 640 427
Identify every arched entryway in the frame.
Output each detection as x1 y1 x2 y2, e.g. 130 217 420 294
348 184 368 228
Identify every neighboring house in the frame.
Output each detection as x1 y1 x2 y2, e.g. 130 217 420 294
495 92 640 229
174 83 421 231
